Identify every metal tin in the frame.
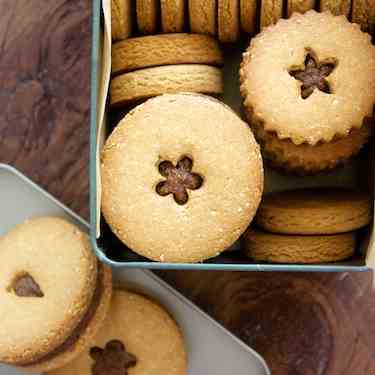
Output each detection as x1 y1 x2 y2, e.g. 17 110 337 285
0 163 270 375
89 0 370 271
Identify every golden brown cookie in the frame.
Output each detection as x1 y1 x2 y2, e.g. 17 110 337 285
136 0 158 34
240 11 375 146
48 290 187 375
110 65 224 106
161 0 185 32
256 188 372 235
102 93 264 263
189 0 217 35
0 217 112 373
111 0 132 41
260 0 282 29
112 34 223 75
320 0 351 17
288 0 315 17
218 0 240 42
352 0 375 33
249 116 372 174
243 228 356 264
240 0 257 33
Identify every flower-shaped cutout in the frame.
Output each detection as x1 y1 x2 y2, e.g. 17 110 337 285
90 340 137 375
156 156 203 205
289 49 338 99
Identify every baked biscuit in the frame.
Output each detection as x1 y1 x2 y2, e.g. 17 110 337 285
110 65 224 106
320 0 351 17
48 290 187 375
136 0 158 34
218 0 240 42
111 0 132 40
0 217 112 373
189 0 217 35
249 117 371 174
240 11 375 146
256 188 372 234
260 0 282 29
352 0 375 33
243 228 356 264
288 0 315 17
240 0 257 34
161 0 185 32
102 94 263 263
112 34 223 75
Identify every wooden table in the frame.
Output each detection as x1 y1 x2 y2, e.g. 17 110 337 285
1 1 374 374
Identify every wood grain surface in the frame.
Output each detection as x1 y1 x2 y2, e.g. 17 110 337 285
0 0 91 219
0 2 374 375
159 270 375 375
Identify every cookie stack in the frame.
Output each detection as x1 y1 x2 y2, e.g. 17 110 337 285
112 0 375 44
110 33 224 107
0 217 188 374
48 290 187 375
243 188 372 264
240 11 375 175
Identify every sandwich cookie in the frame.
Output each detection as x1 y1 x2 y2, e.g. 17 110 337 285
102 93 264 262
0 217 112 373
48 290 187 375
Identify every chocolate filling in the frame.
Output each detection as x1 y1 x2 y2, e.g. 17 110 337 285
16 264 105 367
288 49 337 99
155 156 203 205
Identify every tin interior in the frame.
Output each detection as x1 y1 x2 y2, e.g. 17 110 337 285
89 0 374 270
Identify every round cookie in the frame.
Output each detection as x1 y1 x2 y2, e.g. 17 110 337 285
320 0 351 17
161 0 185 32
287 0 315 17
256 188 372 235
250 116 371 174
48 290 187 375
240 11 375 146
0 217 112 373
136 0 158 34
260 0 282 29
189 0 217 35
352 0 375 33
111 0 132 41
243 228 356 264
112 34 223 75
110 65 224 106
102 93 264 263
240 0 257 34
218 0 240 42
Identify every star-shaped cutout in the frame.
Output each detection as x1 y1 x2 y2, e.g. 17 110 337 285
156 156 203 205
90 340 137 375
289 49 337 99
